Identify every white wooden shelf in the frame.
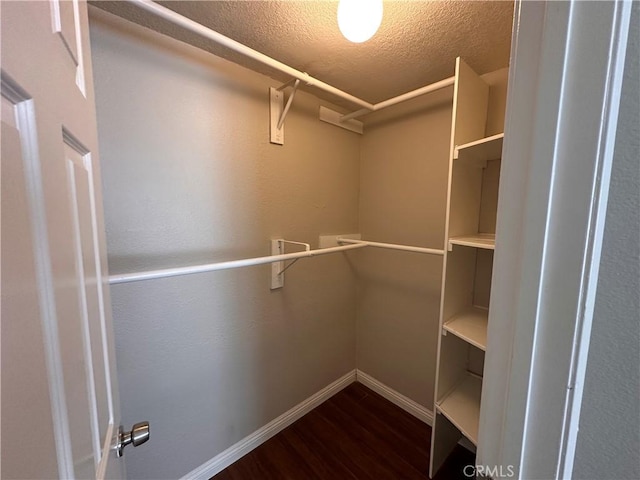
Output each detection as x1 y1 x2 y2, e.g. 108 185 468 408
449 233 495 250
436 373 482 445
454 132 504 167
443 307 488 351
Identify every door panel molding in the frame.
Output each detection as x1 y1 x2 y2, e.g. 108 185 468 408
2 72 76 479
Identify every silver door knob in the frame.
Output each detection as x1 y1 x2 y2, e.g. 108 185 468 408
116 421 150 457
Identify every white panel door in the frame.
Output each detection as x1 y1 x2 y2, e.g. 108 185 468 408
1 1 125 478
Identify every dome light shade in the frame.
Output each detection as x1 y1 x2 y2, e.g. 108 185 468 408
337 0 383 43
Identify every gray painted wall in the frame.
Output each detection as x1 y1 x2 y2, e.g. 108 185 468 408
89 10 360 479
573 4 640 479
356 89 452 407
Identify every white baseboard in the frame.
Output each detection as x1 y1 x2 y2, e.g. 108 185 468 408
355 369 434 426
181 369 357 479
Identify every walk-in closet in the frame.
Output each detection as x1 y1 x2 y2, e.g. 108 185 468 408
79 1 513 477
5 1 638 479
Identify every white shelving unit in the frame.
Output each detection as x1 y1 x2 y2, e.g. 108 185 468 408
443 307 488 351
430 58 505 477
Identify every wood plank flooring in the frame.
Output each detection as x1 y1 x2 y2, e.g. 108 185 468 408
213 382 475 479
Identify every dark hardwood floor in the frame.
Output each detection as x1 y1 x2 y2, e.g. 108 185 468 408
213 382 475 479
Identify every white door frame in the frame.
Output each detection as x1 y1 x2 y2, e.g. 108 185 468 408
477 1 633 478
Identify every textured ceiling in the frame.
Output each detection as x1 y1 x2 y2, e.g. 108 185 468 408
92 1 514 109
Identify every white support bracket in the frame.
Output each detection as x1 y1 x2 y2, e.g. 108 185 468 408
319 106 364 134
270 239 285 288
270 79 301 145
269 88 284 145
319 233 361 248
270 239 311 289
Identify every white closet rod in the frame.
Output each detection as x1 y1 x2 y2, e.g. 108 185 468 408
108 243 366 285
339 76 456 121
128 0 454 118
108 237 444 285
129 0 372 110
338 238 445 256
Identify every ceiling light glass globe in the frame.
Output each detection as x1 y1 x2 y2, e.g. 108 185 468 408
337 0 383 43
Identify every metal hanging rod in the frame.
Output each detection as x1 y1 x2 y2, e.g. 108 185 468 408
108 236 445 285
127 0 454 121
338 238 445 256
129 0 373 110
340 76 456 122
108 243 366 285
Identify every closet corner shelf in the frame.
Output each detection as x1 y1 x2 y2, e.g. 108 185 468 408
454 132 504 167
449 233 495 250
436 373 482 445
443 307 488 351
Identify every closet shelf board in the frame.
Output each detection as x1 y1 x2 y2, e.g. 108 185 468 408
443 307 488 351
436 373 482 445
454 132 504 167
449 233 495 250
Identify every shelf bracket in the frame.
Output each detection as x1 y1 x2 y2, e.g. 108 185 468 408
277 79 300 130
270 239 311 289
319 106 364 134
269 79 301 145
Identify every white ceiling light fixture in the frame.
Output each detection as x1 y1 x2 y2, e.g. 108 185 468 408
337 0 383 43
